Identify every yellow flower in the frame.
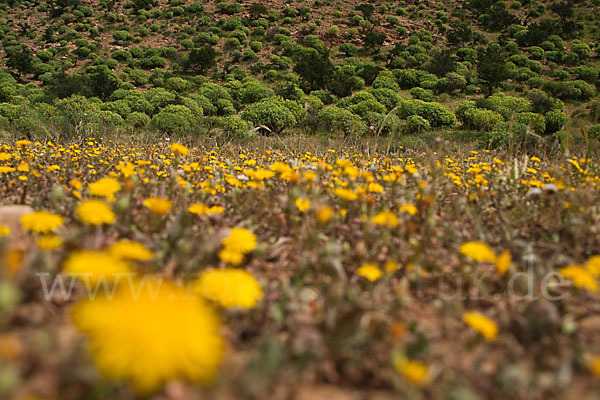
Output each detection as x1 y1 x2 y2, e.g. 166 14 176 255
170 143 190 156
399 204 418 216
221 228 257 254
587 255 600 277
63 251 132 284
70 178 83 190
559 265 598 292
194 269 263 309
367 182 383 193
384 260 399 273
218 248 245 266
143 198 173 216
459 242 497 263
21 211 64 234
37 235 62 250
89 177 121 199
109 240 153 261
0 225 10 237
295 198 311 212
315 206 334 224
76 200 116 226
371 211 399 228
588 355 600 377
357 263 382 282
188 203 224 216
462 312 498 341
495 250 511 275
393 355 429 386
334 187 358 201
71 278 224 394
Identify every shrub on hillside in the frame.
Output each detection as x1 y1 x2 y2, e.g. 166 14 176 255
399 99 456 127
150 105 198 133
241 97 298 133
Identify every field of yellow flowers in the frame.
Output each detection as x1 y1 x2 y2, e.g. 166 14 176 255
0 138 599 399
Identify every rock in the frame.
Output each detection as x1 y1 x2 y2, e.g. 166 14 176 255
0 205 34 251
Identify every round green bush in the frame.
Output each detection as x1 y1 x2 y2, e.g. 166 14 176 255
217 115 250 136
150 105 197 133
126 112 151 128
406 114 430 134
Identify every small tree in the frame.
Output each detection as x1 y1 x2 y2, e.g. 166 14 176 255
477 44 509 97
182 46 217 74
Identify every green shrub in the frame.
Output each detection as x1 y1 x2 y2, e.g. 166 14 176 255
348 99 386 119
126 111 151 128
409 87 434 101
241 97 298 133
217 115 250 136
543 80 596 101
477 93 531 119
515 112 546 135
462 108 504 132
406 114 430 134
316 105 367 135
399 99 456 127
151 105 198 133
588 124 600 139
544 110 568 134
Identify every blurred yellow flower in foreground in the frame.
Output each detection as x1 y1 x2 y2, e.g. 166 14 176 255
76 200 116 226
89 177 121 199
222 228 257 254
188 203 224 216
334 187 358 201
393 355 429 386
194 269 263 309
37 235 62 250
589 355 600 377
357 263 383 282
559 265 598 292
459 241 497 263
463 311 498 341
109 240 153 261
0 225 10 237
63 251 132 284
71 278 224 394
143 198 173 216
315 206 334 224
295 198 311 212
495 250 511 275
587 255 600 277
21 211 63 234
170 143 190 156
371 211 399 228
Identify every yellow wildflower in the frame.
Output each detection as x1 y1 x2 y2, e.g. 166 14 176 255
462 311 498 341
589 355 600 377
393 355 429 386
143 198 173 216
71 278 224 394
37 235 62 250
559 265 598 292
109 240 153 261
587 255 600 277
89 177 121 199
399 204 418 216
170 143 190 156
0 225 10 237
188 203 225 216
459 242 497 263
194 269 263 309
495 250 511 275
371 211 399 228
295 198 311 212
218 248 245 266
63 251 132 284
76 200 116 226
21 211 63 234
315 206 334 224
357 263 383 282
221 228 257 254
334 187 358 201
